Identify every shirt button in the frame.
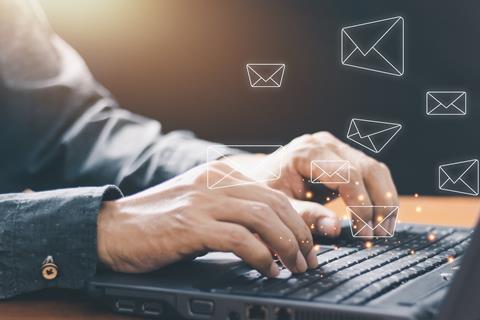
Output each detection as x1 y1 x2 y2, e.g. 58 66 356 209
41 256 59 281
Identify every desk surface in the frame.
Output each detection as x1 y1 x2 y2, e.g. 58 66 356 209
2 196 479 320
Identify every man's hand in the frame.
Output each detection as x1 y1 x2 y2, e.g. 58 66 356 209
228 132 399 237
97 162 321 277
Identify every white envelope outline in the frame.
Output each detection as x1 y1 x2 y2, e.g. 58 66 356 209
310 160 350 184
347 118 402 153
439 159 479 196
341 16 404 76
347 206 399 238
426 91 467 116
207 145 284 189
246 63 285 88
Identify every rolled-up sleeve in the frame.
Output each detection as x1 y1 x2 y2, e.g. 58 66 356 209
0 185 122 299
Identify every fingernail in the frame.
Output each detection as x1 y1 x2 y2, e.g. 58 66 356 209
269 262 280 277
306 248 318 269
296 251 308 273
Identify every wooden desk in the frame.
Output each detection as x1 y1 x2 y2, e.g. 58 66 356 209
2 196 479 320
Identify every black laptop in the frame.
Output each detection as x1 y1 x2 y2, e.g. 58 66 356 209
86 216 480 320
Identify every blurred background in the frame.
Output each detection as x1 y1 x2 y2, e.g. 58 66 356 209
38 0 479 195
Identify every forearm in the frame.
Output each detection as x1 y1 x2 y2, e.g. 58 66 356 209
0 185 122 299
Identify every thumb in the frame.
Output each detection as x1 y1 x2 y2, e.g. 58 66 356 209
289 198 341 238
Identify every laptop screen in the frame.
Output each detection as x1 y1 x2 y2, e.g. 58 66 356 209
438 217 480 320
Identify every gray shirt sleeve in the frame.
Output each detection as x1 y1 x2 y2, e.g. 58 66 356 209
0 0 241 299
0 185 123 299
0 0 241 196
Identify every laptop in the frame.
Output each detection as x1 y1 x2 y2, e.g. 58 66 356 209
86 216 480 320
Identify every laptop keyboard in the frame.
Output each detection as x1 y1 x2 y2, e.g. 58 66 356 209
206 225 471 305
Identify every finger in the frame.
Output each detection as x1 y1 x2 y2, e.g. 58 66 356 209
361 160 399 236
211 197 307 273
340 165 374 237
289 198 341 238
222 183 314 270
203 222 280 277
294 150 375 237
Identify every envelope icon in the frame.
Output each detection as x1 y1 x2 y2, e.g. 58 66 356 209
426 91 467 116
439 159 479 196
246 63 285 88
341 16 404 76
310 160 350 184
347 206 399 238
206 145 284 189
347 118 402 153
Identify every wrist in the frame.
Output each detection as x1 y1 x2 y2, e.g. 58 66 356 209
97 200 119 270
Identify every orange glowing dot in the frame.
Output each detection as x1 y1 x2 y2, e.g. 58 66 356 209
326 197 331 201
355 181 360 186
377 216 383 222
314 245 321 251
414 193 419 198
305 191 313 199
386 192 392 198
310 223 315 230
428 233 436 242
365 241 373 249
447 256 455 263
416 206 422 213
358 194 365 201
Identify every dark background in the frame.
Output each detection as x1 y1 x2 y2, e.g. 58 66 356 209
39 0 479 195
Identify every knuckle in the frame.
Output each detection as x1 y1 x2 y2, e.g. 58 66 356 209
185 190 208 205
314 131 334 141
250 203 275 226
299 133 315 144
349 166 362 179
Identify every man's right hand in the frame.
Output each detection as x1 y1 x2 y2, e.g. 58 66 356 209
97 161 328 277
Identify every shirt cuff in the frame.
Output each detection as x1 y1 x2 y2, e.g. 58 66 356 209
0 185 122 299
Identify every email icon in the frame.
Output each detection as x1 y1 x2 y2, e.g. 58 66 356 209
426 91 467 116
310 160 350 184
347 118 402 153
341 16 404 76
246 63 285 88
439 159 479 196
206 145 284 189
347 206 399 238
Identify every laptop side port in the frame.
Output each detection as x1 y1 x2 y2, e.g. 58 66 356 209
114 299 135 314
246 304 268 320
274 307 295 320
141 301 163 317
